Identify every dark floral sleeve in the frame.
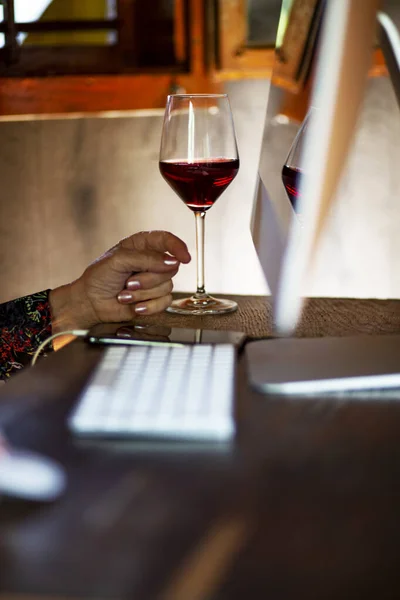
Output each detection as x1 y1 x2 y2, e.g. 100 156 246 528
0 290 53 381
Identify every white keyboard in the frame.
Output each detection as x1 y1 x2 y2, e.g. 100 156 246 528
69 344 236 441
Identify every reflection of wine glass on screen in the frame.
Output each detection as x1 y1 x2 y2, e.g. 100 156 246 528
159 94 240 315
282 108 314 215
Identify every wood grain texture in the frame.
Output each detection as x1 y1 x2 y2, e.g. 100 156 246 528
1 296 400 598
137 294 400 338
162 517 250 600
0 72 219 116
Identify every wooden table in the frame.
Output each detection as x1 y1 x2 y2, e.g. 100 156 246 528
1 295 400 599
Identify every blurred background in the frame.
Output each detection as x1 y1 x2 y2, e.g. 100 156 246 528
0 0 399 303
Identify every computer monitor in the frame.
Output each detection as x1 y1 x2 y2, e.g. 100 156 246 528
378 11 400 109
251 0 381 336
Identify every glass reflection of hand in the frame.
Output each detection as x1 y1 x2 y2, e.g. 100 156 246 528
116 324 172 343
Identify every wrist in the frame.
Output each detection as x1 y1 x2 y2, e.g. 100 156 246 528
49 279 97 334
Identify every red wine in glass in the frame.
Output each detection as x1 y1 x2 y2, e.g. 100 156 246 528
282 164 302 212
159 158 240 212
282 108 315 216
159 93 240 315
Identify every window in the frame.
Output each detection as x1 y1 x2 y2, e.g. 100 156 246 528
0 0 188 75
0 0 388 117
247 0 282 46
213 0 282 80
0 0 221 116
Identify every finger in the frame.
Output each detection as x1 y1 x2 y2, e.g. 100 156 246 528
133 294 173 316
117 280 173 305
121 231 191 264
112 247 182 274
125 270 178 292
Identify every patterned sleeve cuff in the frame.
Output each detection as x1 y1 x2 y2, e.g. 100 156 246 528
0 290 53 380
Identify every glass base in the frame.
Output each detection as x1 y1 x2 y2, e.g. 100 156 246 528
166 293 238 315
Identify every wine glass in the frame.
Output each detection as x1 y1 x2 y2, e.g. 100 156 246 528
282 107 315 216
159 94 240 315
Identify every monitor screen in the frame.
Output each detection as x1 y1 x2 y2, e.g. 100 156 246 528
251 0 381 335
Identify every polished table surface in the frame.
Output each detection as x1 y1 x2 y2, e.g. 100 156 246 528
1 295 400 599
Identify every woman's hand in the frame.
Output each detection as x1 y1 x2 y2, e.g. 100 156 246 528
49 231 191 333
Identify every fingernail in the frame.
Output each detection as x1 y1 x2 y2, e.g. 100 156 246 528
164 258 179 266
118 291 133 302
127 280 141 290
135 305 147 314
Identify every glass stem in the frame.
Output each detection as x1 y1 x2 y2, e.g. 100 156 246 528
195 211 206 296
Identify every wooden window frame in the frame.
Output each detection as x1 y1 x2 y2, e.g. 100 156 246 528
0 0 189 76
214 0 388 87
0 0 221 118
214 0 276 81
0 0 388 118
